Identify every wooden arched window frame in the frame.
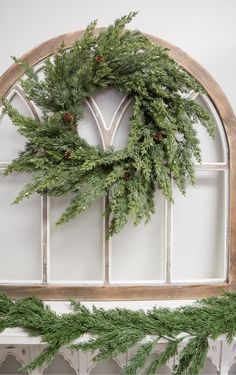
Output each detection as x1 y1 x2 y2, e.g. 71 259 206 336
0 29 236 300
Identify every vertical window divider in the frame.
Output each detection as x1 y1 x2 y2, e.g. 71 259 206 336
164 179 173 284
224 168 230 282
41 194 50 284
104 195 111 284
86 96 112 285
103 135 111 285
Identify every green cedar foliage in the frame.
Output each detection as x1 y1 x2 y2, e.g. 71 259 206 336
0 12 215 235
0 292 236 373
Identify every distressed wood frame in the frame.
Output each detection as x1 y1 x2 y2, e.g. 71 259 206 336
0 29 235 300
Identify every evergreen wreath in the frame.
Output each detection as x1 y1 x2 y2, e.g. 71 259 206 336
1 12 215 235
0 292 235 374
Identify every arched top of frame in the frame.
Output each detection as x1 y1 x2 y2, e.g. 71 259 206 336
1 27 235 166
1 28 235 165
0 28 235 134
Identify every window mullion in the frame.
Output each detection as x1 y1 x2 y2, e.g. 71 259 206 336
103 129 111 285
0 162 10 169
104 195 111 284
164 179 173 284
195 163 227 171
41 194 50 283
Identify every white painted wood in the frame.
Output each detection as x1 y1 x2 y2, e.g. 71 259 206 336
1 341 233 374
164 197 172 283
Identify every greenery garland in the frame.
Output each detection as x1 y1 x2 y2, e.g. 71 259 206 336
0 292 235 374
0 12 215 235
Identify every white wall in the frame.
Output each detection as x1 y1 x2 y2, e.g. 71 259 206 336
0 0 236 114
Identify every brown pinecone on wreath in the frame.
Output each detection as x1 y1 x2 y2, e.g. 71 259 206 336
153 131 164 142
64 149 72 159
123 170 132 181
95 54 104 62
63 112 74 123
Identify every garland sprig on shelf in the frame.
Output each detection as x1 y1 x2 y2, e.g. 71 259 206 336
0 12 215 235
0 292 235 374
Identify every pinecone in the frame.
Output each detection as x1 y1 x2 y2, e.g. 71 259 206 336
64 149 72 159
95 54 104 62
153 131 164 142
63 112 74 123
123 171 132 181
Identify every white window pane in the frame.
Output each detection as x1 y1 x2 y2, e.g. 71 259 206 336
194 95 225 162
91 87 124 129
0 173 41 281
172 171 227 281
77 102 102 146
111 192 165 282
112 102 133 150
50 196 103 282
0 94 28 162
35 65 45 81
